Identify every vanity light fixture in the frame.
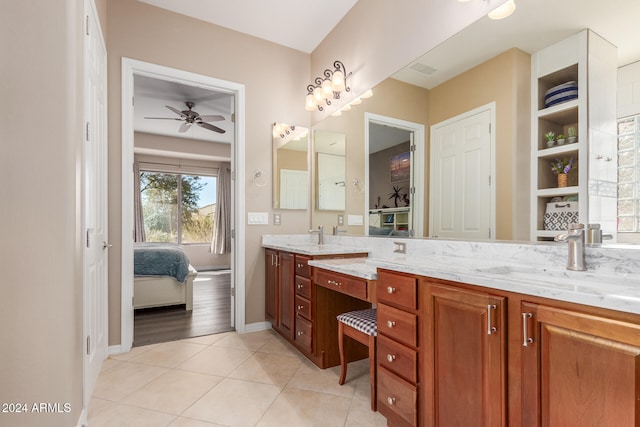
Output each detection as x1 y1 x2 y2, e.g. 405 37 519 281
305 60 351 111
488 0 516 20
272 122 295 139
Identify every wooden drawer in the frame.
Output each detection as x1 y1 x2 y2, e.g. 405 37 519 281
295 295 312 320
377 334 417 383
377 270 417 310
315 269 368 301
377 366 417 427
295 315 312 352
295 255 312 279
295 276 312 299
378 303 417 347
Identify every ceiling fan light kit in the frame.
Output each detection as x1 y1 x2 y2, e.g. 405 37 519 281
144 101 226 133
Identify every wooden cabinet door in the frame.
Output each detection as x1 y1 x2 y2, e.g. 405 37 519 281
277 251 295 339
521 302 640 427
264 248 278 325
427 284 506 427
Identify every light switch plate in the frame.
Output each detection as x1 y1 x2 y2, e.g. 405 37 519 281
274 213 281 225
348 214 363 226
337 214 344 226
247 212 269 225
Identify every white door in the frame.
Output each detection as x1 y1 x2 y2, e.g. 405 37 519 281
430 105 494 240
83 0 108 409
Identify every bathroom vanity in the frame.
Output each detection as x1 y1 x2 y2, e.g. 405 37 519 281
262 235 640 426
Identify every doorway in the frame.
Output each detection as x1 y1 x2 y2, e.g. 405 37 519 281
429 103 496 240
121 58 246 352
365 113 425 237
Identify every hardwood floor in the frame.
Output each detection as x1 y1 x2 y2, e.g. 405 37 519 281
133 270 233 347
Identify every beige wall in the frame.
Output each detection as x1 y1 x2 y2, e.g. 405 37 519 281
106 0 311 344
428 48 531 240
1 1 84 426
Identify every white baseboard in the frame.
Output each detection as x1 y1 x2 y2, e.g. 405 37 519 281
108 344 126 355
241 321 271 334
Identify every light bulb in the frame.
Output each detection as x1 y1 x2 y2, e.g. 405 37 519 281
360 89 373 98
331 70 346 92
350 97 362 105
313 86 324 103
488 0 516 20
321 79 334 99
341 104 352 112
331 110 342 117
305 94 316 111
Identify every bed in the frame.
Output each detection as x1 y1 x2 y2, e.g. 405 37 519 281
133 243 198 311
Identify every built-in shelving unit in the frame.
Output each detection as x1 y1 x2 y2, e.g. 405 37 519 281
369 207 410 232
530 30 617 241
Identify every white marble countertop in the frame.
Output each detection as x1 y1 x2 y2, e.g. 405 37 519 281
263 234 640 316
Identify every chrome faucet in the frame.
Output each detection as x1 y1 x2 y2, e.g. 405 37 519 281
309 225 324 245
332 225 347 236
554 223 587 271
586 223 613 246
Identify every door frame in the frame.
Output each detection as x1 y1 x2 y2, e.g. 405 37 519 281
120 58 246 352
429 102 496 239
364 113 425 237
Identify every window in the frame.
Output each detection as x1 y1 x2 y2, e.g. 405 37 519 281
617 115 640 232
140 171 217 244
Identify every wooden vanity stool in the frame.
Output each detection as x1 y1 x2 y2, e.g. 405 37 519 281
337 308 377 410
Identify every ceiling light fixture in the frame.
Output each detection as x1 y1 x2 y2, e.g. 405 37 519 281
305 60 351 111
488 0 516 20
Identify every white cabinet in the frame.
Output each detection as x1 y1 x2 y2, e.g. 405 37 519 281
369 207 410 234
530 30 617 241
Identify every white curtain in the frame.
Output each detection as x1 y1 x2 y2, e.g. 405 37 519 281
211 164 231 254
133 161 146 242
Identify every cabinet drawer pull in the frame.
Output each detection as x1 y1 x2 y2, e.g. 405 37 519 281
386 320 396 328
327 279 341 287
297 331 304 336
522 312 534 346
297 263 303 268
297 305 304 310
386 286 396 294
386 354 396 363
487 304 497 335
297 283 303 289
387 397 396 406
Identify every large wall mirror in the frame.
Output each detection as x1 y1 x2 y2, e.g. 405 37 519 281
309 0 640 244
314 130 346 211
272 123 309 209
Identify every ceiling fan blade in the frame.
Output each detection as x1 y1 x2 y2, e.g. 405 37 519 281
166 105 185 116
198 114 225 122
179 122 191 133
197 121 226 134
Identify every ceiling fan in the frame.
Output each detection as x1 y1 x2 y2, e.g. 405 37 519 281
144 101 226 134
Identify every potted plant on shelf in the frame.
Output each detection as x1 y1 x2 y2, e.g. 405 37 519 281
544 131 555 148
556 133 566 145
567 127 577 143
551 157 574 188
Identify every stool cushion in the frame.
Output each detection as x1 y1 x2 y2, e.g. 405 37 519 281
337 308 377 336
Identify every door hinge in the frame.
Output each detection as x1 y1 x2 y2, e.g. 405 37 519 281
86 336 91 355
85 15 89 36
488 227 492 238
86 229 90 248
231 229 235 239
488 175 491 186
410 144 416 152
230 287 235 297
132 296 135 307
85 122 90 142
231 113 236 123
410 186 416 195
489 123 492 134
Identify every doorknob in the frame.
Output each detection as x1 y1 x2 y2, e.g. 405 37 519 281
102 241 112 250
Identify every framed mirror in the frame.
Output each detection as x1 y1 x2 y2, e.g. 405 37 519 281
272 123 309 209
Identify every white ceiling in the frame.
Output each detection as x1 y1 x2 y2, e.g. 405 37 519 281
134 0 640 146
137 0 359 54
393 0 640 89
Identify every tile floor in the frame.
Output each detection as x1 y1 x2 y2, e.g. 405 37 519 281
89 329 388 426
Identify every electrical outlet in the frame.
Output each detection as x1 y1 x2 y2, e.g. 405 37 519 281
274 213 281 225
337 214 344 226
